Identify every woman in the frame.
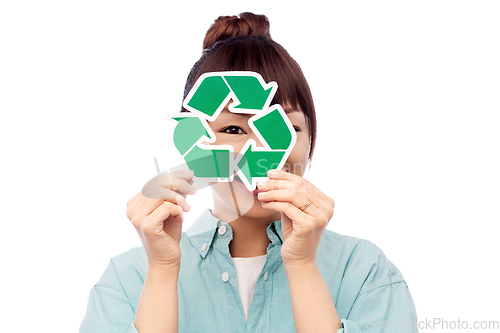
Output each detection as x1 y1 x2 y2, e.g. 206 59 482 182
81 12 417 333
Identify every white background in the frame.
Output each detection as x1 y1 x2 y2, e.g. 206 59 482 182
1 1 499 332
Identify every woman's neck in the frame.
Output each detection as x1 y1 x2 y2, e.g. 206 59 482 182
211 201 280 258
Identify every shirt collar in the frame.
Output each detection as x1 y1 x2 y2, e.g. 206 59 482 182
186 208 283 258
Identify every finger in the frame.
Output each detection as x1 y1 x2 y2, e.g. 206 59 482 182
258 179 334 218
305 185 334 209
138 191 190 217
257 179 292 191
168 194 190 212
258 179 310 195
260 173 334 209
130 194 188 228
155 173 196 194
259 189 325 218
146 180 195 203
140 202 184 234
143 175 196 199
129 183 190 221
267 169 302 181
258 189 311 209
261 201 315 229
267 170 320 195
257 179 310 204
166 169 195 181
263 200 329 232
147 200 183 221
128 170 195 223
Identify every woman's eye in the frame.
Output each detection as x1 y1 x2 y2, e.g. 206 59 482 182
293 125 301 132
222 126 246 134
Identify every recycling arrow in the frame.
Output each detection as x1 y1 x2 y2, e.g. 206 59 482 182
237 145 286 181
172 116 213 156
183 71 277 121
224 76 274 111
172 115 233 179
172 71 297 190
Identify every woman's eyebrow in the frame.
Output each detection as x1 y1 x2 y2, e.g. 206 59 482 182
218 112 252 119
231 110 299 115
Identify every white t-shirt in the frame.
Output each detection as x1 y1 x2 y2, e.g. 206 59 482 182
232 254 267 321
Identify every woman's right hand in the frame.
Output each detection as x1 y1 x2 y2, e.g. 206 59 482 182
126 170 196 270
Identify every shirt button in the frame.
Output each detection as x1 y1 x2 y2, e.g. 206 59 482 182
218 225 227 235
263 271 268 280
221 272 229 282
201 243 207 251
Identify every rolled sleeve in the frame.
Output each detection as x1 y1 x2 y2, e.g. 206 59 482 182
329 236 418 333
337 318 363 333
338 281 418 333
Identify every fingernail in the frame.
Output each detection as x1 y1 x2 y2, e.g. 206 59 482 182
268 169 279 177
184 170 194 176
257 181 267 189
257 192 265 199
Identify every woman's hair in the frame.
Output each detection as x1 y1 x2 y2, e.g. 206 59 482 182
182 12 317 159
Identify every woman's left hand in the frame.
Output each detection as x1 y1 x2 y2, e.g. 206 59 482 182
257 169 335 267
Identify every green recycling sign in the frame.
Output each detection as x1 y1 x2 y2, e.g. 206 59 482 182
171 71 297 190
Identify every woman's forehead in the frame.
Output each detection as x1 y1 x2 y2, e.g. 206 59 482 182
213 109 251 120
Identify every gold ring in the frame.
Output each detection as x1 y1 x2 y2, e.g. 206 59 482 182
299 199 312 211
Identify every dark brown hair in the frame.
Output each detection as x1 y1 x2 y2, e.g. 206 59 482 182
182 12 317 159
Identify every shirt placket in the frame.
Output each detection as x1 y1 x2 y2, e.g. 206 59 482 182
210 220 284 333
212 222 247 333
245 244 281 331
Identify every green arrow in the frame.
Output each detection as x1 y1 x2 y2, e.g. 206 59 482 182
172 117 212 156
224 76 274 111
237 144 285 186
185 145 231 178
251 108 293 150
185 75 231 118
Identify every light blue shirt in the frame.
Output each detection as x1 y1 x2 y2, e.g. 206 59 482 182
80 209 417 332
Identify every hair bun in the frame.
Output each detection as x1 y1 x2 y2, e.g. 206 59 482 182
202 12 271 50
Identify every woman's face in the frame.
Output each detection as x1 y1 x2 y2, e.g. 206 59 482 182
206 104 310 221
